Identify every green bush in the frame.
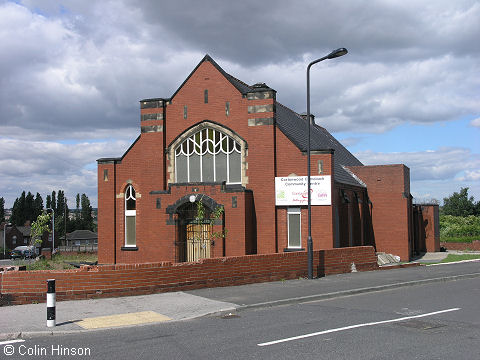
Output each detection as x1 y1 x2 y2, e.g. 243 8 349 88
440 215 480 241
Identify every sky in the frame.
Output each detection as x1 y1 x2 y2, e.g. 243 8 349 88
0 0 479 208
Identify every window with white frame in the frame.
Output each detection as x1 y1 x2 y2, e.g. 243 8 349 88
175 128 241 184
125 185 136 247
287 207 301 248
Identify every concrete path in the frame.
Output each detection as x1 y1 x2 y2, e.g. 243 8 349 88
0 292 237 339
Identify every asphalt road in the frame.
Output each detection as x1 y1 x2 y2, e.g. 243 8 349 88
0 258 34 266
2 275 479 359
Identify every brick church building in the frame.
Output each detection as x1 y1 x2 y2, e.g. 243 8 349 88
97 55 436 265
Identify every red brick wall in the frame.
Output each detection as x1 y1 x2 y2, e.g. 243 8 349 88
320 246 378 275
275 130 335 250
421 205 440 252
97 57 409 266
98 59 282 263
348 165 412 260
440 241 480 251
98 162 115 264
0 246 377 305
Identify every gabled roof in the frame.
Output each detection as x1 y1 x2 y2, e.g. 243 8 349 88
16 226 32 237
66 230 98 240
170 54 255 100
276 102 365 187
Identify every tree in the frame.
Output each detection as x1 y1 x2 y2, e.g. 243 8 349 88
33 193 44 220
55 190 67 242
51 191 56 213
24 191 34 223
10 191 26 226
46 194 51 210
30 212 51 247
10 191 40 225
0 197 5 224
76 193 80 219
80 193 94 231
442 187 478 217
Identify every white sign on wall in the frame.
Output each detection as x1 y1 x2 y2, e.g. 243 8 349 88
275 176 331 206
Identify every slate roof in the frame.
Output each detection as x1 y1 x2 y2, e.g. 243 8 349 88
276 102 365 187
16 226 32 237
66 230 98 241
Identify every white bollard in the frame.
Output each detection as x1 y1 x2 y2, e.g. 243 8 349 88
47 279 56 327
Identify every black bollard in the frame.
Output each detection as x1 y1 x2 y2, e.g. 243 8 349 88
47 279 56 327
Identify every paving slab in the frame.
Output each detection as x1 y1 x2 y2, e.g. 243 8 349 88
0 292 236 338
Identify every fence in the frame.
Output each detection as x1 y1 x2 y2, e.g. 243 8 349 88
57 245 98 253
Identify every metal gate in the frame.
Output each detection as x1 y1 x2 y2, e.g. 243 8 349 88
175 202 212 262
185 222 211 262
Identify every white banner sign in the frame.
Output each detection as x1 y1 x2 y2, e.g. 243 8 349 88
275 176 331 206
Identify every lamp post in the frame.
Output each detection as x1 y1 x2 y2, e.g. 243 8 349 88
306 48 348 279
64 198 67 248
3 222 12 257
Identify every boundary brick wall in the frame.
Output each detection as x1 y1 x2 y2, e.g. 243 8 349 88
440 241 480 251
1 246 377 305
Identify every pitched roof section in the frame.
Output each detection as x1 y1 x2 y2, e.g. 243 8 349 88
66 230 98 240
276 102 365 187
170 54 254 100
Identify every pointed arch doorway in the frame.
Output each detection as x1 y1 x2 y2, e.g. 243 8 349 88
176 201 213 262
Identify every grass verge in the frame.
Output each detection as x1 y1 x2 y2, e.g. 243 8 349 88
17 253 98 271
438 253 480 264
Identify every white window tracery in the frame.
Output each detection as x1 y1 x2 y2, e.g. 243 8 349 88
175 128 241 183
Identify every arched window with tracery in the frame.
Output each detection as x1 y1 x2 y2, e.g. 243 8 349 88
175 128 241 184
125 184 136 247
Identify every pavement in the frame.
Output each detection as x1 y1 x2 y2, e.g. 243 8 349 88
1 252 479 340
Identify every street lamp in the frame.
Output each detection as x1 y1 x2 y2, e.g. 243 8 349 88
64 198 67 248
3 222 12 257
306 48 348 279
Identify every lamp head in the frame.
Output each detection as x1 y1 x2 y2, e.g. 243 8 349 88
327 48 348 59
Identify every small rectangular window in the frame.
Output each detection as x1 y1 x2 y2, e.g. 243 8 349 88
204 89 208 103
288 207 301 248
104 169 108 181
183 105 187 119
225 101 230 116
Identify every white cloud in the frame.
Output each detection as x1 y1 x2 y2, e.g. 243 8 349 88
355 147 480 181
0 0 479 208
470 118 480 127
355 147 480 202
458 170 480 181
0 138 132 207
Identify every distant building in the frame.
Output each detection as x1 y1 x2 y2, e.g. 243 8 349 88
64 230 98 247
1 224 27 250
97 55 438 265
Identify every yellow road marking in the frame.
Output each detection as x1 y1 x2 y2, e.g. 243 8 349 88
77 311 171 329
